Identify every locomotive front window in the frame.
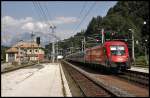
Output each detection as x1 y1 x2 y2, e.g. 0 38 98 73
110 46 125 56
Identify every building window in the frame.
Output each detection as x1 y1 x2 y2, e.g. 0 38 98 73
30 50 32 52
9 53 14 57
35 50 38 52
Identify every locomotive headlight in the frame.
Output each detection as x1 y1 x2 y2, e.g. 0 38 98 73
118 58 123 61
126 57 128 61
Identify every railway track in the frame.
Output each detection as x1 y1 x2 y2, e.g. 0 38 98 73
119 70 149 86
68 60 149 86
61 60 149 97
61 60 115 97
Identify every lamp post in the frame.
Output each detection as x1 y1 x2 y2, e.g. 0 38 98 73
144 40 148 65
129 29 135 65
143 21 146 25
143 21 149 65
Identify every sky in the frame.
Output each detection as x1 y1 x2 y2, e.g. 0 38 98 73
1 1 117 47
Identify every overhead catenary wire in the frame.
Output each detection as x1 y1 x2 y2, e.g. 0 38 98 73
32 2 55 34
32 1 55 45
37 2 53 27
33 1 53 27
72 2 96 35
78 2 87 19
32 2 45 23
44 2 54 26
70 2 87 34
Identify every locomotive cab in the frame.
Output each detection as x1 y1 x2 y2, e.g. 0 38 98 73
105 41 131 71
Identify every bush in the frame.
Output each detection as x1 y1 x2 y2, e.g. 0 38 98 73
135 56 147 66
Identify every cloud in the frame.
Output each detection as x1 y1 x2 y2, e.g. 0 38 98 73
57 16 79 23
19 17 33 23
50 16 79 25
1 16 79 46
35 22 48 30
2 16 33 28
2 16 18 27
21 22 35 31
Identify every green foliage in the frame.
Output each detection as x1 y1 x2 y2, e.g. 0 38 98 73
45 1 149 57
85 16 102 36
1 46 9 62
135 56 148 66
85 1 149 56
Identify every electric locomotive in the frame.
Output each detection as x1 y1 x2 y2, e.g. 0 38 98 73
66 40 131 72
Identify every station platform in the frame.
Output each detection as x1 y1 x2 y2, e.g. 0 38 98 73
129 66 149 73
1 63 72 97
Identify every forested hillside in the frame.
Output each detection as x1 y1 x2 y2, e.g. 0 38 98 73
45 1 149 57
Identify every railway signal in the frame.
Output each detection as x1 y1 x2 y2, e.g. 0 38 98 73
36 37 40 64
96 37 101 42
36 37 40 45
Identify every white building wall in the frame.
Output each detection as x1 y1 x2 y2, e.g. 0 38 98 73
14 53 18 62
18 48 44 61
6 54 8 62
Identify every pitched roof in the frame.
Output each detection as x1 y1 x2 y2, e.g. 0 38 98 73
12 42 41 48
6 47 18 53
6 42 42 53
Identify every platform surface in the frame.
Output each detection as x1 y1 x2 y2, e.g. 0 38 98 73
129 66 149 73
1 63 71 97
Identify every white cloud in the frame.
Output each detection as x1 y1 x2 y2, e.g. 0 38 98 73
35 22 48 30
19 17 33 23
21 22 35 31
2 16 18 27
50 16 79 25
1 16 79 46
57 16 79 23
2 16 33 28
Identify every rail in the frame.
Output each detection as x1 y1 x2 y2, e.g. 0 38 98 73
61 60 136 97
120 70 149 86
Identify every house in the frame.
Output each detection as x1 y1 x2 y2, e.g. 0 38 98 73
6 41 45 63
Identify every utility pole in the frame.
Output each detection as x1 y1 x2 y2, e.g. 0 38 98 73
31 32 35 62
50 26 56 63
82 37 86 52
82 40 84 52
71 42 73 53
132 32 135 65
37 45 39 64
84 37 86 51
129 29 135 65
101 28 104 44
56 40 58 62
18 40 23 65
18 45 21 65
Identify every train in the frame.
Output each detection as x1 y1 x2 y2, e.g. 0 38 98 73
66 40 131 72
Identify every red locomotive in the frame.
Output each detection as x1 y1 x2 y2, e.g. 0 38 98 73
66 40 131 72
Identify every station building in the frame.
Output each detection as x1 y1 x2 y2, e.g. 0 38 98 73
5 41 45 63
